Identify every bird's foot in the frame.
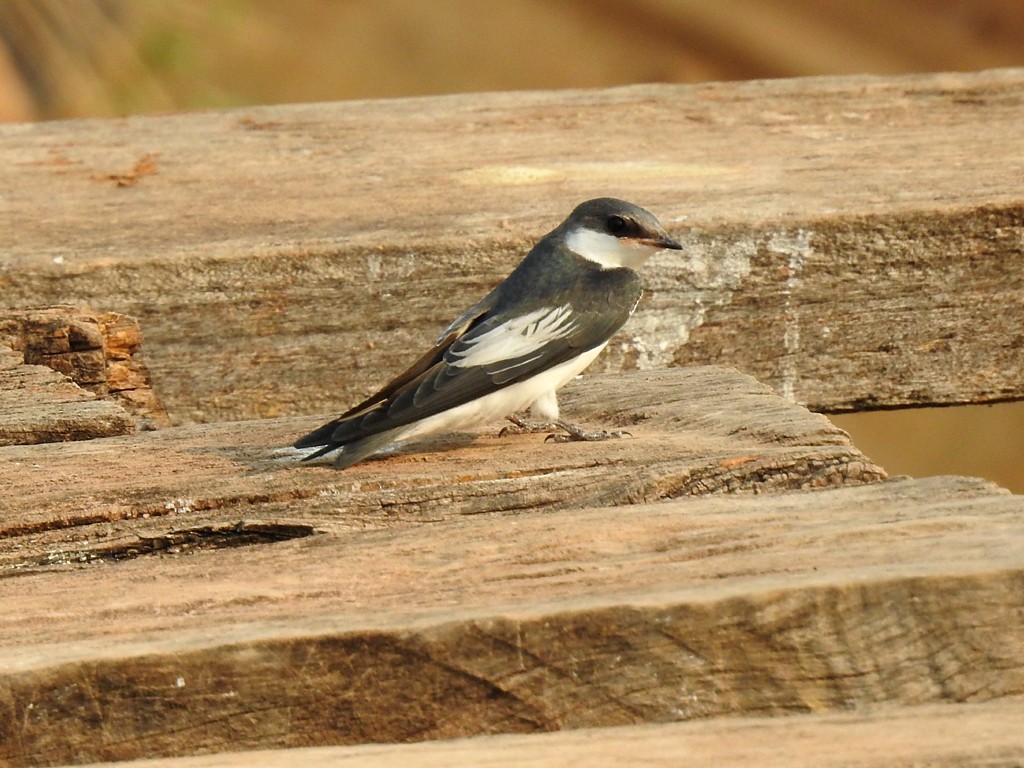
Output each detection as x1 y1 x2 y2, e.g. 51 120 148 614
499 413 556 437
544 419 632 443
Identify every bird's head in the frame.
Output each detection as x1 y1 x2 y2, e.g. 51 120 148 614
561 197 682 270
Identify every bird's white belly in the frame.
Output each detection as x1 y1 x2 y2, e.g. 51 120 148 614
400 343 607 440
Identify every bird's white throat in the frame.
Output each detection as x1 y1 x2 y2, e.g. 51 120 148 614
565 227 660 270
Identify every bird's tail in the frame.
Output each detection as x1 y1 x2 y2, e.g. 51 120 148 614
330 430 402 469
293 419 341 451
293 420 403 468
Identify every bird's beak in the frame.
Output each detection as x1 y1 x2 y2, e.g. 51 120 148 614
639 234 683 251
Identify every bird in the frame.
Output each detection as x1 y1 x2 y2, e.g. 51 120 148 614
293 197 682 469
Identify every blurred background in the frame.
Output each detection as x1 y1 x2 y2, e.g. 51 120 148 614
1 0 1022 490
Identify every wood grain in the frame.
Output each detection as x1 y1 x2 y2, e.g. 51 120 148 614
4 367 1024 766
2 472 1022 765
2 69 1022 422
68 700 1024 768
0 367 882 548
3 69 1024 768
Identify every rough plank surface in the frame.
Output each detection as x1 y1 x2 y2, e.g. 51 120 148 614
3 368 1024 767
1 475 1022 766
0 367 882 543
70 701 1024 768
0 307 168 444
2 69 1023 422
0 345 132 445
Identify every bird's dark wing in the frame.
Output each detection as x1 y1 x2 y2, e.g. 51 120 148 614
297 270 641 452
347 295 495 420
292 295 493 450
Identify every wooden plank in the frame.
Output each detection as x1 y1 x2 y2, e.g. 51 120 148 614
2 368 1024 766
67 701 1024 768
2 69 1022 422
2 474 1022 765
0 367 882 542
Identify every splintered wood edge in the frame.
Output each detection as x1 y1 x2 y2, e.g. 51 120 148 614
0 307 168 443
68 701 1024 768
0 345 134 445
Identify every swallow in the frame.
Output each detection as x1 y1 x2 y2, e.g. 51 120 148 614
294 197 682 468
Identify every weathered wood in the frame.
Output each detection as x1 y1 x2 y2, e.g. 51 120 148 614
0 307 168 444
3 69 1024 768
0 345 132 445
68 701 1024 768
3 367 1024 766
0 367 883 542
2 69 1022 423
1 473 1022 765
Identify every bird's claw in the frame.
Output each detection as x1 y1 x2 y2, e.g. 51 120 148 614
545 422 633 443
499 413 555 437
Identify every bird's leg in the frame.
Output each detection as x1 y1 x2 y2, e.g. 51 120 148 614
545 419 632 443
499 412 555 437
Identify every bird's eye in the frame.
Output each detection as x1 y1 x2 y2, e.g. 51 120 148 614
607 215 628 235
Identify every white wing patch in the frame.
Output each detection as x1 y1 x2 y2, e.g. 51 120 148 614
449 305 576 369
